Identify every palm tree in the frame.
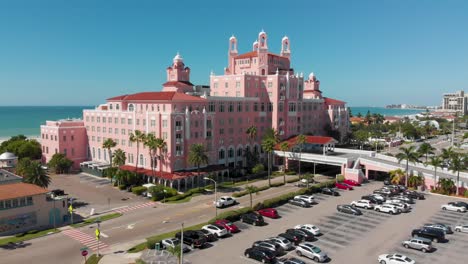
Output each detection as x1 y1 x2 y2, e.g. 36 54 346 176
408 174 424 188
417 142 435 162
188 144 209 185
261 137 276 187
23 161 50 188
441 147 455 162
155 137 167 179
449 153 468 196
245 185 259 208
112 148 126 168
246 125 258 166
426 156 443 190
396 146 420 187
303 173 314 189
295 134 306 179
129 130 146 177
438 178 455 195
144 133 158 179
165 244 182 264
264 128 280 143
389 169 405 185
279 141 289 184
102 138 117 167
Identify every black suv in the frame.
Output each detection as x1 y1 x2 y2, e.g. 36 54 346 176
361 195 382 204
286 228 314 241
403 190 425 200
241 213 265 226
175 230 207 248
244 247 276 263
411 228 445 243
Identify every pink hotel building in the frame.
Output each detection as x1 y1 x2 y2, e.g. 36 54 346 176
41 31 349 189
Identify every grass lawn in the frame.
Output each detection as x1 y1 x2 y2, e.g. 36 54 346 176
85 254 103 264
71 213 122 228
0 228 59 246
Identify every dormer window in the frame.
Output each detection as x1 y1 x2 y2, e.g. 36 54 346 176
109 104 113 110
128 104 135 111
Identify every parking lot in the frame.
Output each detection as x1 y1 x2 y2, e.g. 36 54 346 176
184 181 468 263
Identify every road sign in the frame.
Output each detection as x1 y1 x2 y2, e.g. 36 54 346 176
81 250 88 257
68 204 73 213
80 247 88 251
95 228 100 240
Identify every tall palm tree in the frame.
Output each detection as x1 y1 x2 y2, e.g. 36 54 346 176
396 146 420 187
144 133 158 179
264 128 280 143
441 147 455 162
438 178 455 195
426 156 443 190
279 142 289 184
449 153 468 196
245 185 259 208
188 144 209 185
112 148 126 168
155 137 167 179
129 130 146 177
295 134 306 179
246 125 257 166
102 138 117 167
261 137 276 187
417 142 435 162
23 161 50 188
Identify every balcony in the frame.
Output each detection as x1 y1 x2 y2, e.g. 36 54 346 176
176 138 183 144
175 126 182 131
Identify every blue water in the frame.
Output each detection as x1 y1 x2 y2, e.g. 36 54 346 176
0 106 422 139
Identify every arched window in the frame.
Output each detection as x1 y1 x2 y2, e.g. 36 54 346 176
92 147 95 158
237 148 243 157
98 148 101 159
140 154 144 166
128 104 135 111
218 149 225 159
228 148 234 158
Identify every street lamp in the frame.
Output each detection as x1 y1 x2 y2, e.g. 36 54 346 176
203 177 217 217
163 189 167 203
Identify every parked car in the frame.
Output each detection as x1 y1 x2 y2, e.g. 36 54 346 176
215 196 236 208
289 198 312 208
160 238 190 252
343 179 361 186
294 224 321 236
448 201 468 209
215 219 239 233
385 202 411 213
411 227 445 243
374 189 392 196
277 257 306 264
295 243 328 263
175 230 207 248
244 247 277 263
394 195 415 204
278 232 304 245
383 179 391 185
335 182 353 190
201 224 228 238
241 212 265 226
258 208 280 219
294 195 315 204
403 190 425 200
361 195 382 204
423 223 453 234
321 187 340 196
350 199 374 209
454 225 468 233
337 204 362 215
266 237 294 251
252 241 284 256
402 237 433 253
374 204 399 215
286 228 314 241
195 229 217 242
378 254 415 264
441 202 467 212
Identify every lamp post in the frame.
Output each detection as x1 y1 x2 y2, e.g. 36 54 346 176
203 177 217 217
163 189 167 203
180 222 184 264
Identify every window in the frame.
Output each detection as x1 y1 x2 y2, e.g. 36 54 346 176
162 132 168 139
128 119 132 125
27 197 33 205
214 82 218 89
228 148 234 158
150 120 156 127
218 103 225 112
237 148 243 157
236 81 240 88
63 135 66 141
64 148 67 155
218 149 225 159
97 137 101 143
136 119 140 126
261 102 265 112
114 117 118 123
91 116 95 122
224 82 228 88
289 102 296 112
5 200 12 208
129 104 134 111
208 102 215 112
268 103 273 112
237 102 242 112
228 102 234 112
97 117 100 123
279 102 284 112
219 128 224 134
103 127 106 133
19 197 26 207
71 135 74 141
108 117 112 123
206 131 212 138
162 120 168 128
254 102 258 112
121 129 125 135
71 148 75 156
12 199 18 208
102 117 106 123
121 118 125 124
206 119 212 129
236 91 240 97
268 82 272 88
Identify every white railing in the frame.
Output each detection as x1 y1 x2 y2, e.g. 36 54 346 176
334 148 376 157
274 151 348 166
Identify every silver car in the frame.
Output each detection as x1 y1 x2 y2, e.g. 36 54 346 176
402 237 433 253
296 243 328 262
267 236 294 251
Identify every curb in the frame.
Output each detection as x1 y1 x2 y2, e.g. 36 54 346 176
425 191 468 201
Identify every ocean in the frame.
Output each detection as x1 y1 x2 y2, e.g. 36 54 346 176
0 106 423 139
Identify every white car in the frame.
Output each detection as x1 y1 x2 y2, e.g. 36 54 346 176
454 225 468 233
375 204 398 214
294 224 321 236
267 236 294 250
215 196 236 208
201 224 228 237
350 200 374 209
385 202 411 213
441 203 467 212
371 194 386 202
296 243 328 262
294 195 315 204
160 238 190 252
378 253 415 264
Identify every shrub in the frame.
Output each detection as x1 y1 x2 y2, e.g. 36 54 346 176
149 185 178 201
209 207 253 223
232 185 269 198
270 182 285 188
464 189 468 198
165 187 204 202
285 170 296 175
132 186 147 196
252 164 265 174
118 184 126 190
286 178 300 183
336 174 345 182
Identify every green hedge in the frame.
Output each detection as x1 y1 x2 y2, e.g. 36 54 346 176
165 187 205 202
285 170 296 175
336 174 345 182
232 185 270 198
270 182 285 187
132 186 147 195
118 184 126 190
208 207 253 223
286 178 300 183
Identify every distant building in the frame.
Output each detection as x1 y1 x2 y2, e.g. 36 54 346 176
0 152 18 169
384 116 401 124
442 90 468 115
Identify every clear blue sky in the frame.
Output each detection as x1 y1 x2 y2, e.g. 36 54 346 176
1 0 467 107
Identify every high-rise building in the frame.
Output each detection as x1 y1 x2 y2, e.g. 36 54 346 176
442 90 468 115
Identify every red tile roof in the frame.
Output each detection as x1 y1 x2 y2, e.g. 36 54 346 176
0 182 48 200
324 97 346 105
119 165 227 180
107 91 206 102
277 135 338 149
235 51 258 59
162 81 194 87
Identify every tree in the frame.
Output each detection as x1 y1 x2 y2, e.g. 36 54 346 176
364 110 372 125
396 146 420 187
23 160 50 188
303 173 314 189
144 133 158 179
264 128 280 143
48 153 73 174
279 142 289 184
353 130 368 149
356 112 362 118
408 174 424 188
155 137 167 179
112 149 126 168
0 135 41 160
188 144 209 183
295 134 306 179
261 138 276 187
102 138 117 167
427 156 443 190
449 153 468 196
165 244 182 264
252 163 265 174
438 178 455 195
389 169 405 185
245 185 259 208
417 142 435 162
129 130 146 177
16 157 33 177
347 107 353 118
441 147 455 162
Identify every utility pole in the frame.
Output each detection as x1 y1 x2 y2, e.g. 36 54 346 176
180 223 184 264
451 118 455 147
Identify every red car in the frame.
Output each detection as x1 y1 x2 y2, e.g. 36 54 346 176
257 208 279 219
343 179 361 187
214 219 239 233
335 182 354 190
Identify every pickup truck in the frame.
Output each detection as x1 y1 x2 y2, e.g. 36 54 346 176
175 230 207 248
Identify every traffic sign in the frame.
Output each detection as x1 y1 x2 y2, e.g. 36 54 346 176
68 204 73 213
81 250 88 257
95 228 100 240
